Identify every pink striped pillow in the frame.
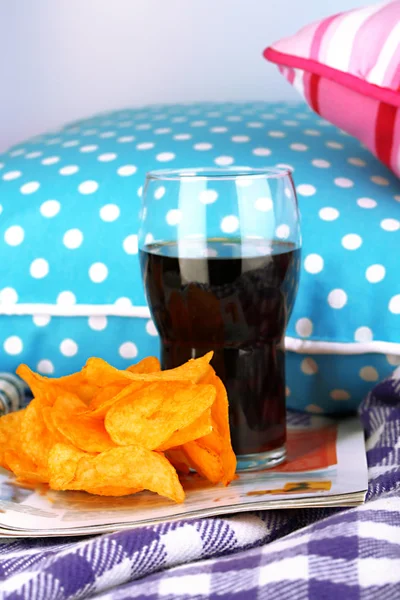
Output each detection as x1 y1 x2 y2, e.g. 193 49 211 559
264 0 400 178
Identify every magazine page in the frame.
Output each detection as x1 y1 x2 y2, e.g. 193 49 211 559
0 417 367 537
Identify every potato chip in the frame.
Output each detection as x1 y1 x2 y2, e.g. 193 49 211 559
84 352 214 387
88 381 147 419
51 393 116 453
48 443 88 489
50 443 184 502
182 441 224 484
157 408 213 451
89 383 128 411
165 448 191 475
16 364 98 405
0 410 26 471
105 382 216 450
127 356 161 374
20 398 56 475
4 450 49 484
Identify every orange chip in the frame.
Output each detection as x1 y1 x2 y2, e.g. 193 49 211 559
0 410 25 470
157 408 213 451
88 381 147 419
83 352 214 387
20 398 56 474
89 383 128 411
127 356 161 374
51 393 116 453
182 441 224 484
165 448 191 475
16 364 98 405
105 382 216 450
49 443 184 502
4 450 49 484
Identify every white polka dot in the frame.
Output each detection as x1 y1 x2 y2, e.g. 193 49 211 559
328 289 347 309
215 156 234 166
0 205 2 215
154 186 166 200
78 180 99 195
319 207 339 221
154 128 171 135
63 229 83 249
57 291 76 305
89 262 108 283
119 342 138 359
166 209 182 226
386 354 400 366
365 264 385 283
30 258 49 279
290 143 308 151
221 215 239 234
20 181 40 195
117 136 135 143
359 366 378 382
342 234 362 250
226 116 241 122
40 200 61 218
138 186 143 198
80 145 98 153
117 165 137 176
268 131 285 138
63 140 80 148
304 254 324 274
232 135 250 143
9 149 25 157
381 218 399 232
348 157 366 167
99 131 116 139
276 224 290 239
60 339 78 357
312 159 330 168
137 142 155 150
295 318 313 337
145 233 154 245
199 190 218 205
389 294 400 314
190 121 207 127
25 151 43 158
156 152 175 163
146 320 158 336
2 170 22 181
255 196 273 212
354 326 373 343
4 225 24 246
371 175 389 186
82 128 97 136
357 197 377 209
41 156 60 166
136 124 151 131
123 234 138 255
33 314 51 327
301 358 318 375
211 127 228 134
325 141 343 149
297 184 316 197
88 315 108 331
97 153 117 162
334 177 354 188
247 122 263 128
330 389 351 401
252 147 271 157
172 116 188 123
303 129 320 136
4 336 23 355
100 204 120 222
173 134 192 141
193 142 213 151
0 287 18 304
114 297 132 310
59 165 79 176
37 359 54 375
306 404 323 414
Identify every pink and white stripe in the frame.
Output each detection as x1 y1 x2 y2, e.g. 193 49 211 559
264 0 400 178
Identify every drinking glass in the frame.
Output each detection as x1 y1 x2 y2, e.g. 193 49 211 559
139 167 301 470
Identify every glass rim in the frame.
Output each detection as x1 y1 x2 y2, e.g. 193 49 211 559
146 166 292 182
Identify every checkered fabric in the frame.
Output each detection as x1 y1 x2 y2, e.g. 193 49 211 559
0 370 399 600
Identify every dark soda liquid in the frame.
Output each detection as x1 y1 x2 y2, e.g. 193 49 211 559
140 239 301 456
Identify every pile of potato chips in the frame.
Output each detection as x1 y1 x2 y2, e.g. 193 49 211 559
0 352 236 503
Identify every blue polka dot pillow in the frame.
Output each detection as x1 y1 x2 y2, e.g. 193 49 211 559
1 102 399 414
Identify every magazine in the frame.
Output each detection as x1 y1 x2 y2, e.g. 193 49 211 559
0 415 368 537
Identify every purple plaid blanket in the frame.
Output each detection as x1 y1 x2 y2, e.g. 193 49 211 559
0 371 399 600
